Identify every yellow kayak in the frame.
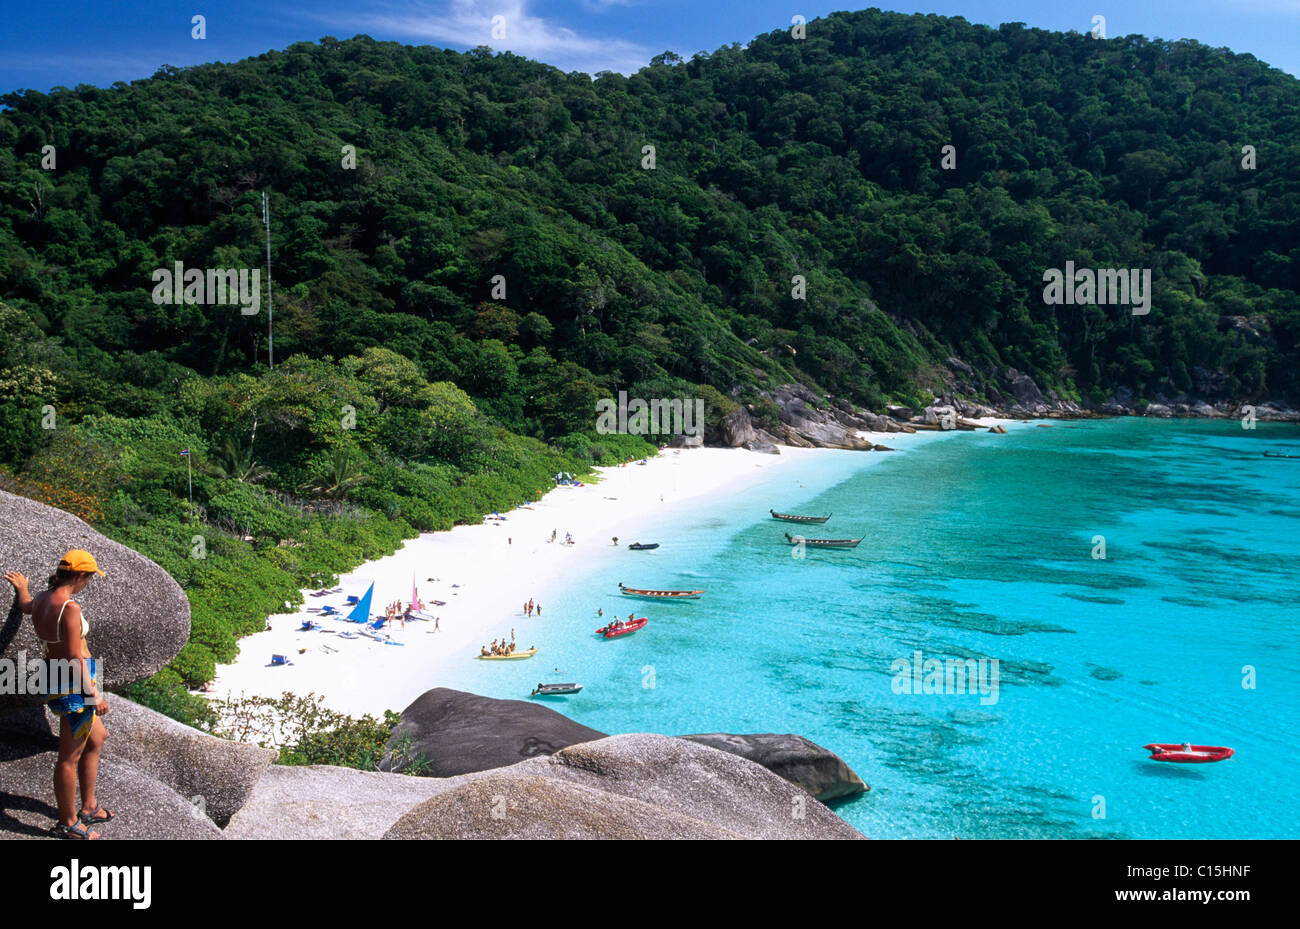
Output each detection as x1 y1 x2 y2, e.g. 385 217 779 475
477 648 538 661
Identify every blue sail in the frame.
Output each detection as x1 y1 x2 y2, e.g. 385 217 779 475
346 582 374 623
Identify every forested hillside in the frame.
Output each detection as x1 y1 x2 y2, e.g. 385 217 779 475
1 8 1298 713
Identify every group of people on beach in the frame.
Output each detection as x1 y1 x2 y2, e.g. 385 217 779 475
550 529 574 546
523 598 542 617
384 599 418 628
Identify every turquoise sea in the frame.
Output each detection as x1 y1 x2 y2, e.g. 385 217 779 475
437 418 1300 838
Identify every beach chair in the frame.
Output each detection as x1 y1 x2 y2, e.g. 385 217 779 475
271 654 291 666
345 595 360 605
369 617 387 630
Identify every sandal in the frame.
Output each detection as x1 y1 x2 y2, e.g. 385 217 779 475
78 807 114 825
50 821 99 840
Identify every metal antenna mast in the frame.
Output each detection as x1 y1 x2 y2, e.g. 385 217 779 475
262 190 274 368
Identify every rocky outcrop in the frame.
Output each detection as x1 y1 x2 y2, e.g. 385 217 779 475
0 489 190 710
763 384 875 450
379 688 607 777
680 733 868 802
0 734 223 840
716 405 755 447
383 734 863 840
743 437 782 454
224 764 447 840
99 697 276 827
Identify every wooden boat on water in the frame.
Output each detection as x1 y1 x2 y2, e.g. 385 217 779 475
784 532 862 549
770 509 831 524
628 542 659 550
531 682 583 697
1263 450 1300 459
478 647 538 661
618 582 703 600
596 617 647 638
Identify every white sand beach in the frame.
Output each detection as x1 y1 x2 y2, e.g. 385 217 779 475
208 445 826 718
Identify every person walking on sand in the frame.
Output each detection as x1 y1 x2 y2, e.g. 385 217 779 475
551 529 556 543
435 616 440 632
5 551 113 839
536 604 542 617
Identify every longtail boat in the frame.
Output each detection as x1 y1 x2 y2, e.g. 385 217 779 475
1263 451 1300 459
784 532 862 549
770 509 831 524
478 647 538 661
618 582 704 600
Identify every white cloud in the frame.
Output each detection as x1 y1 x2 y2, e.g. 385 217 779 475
314 0 654 75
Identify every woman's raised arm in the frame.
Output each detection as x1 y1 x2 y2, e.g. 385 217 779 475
3 571 34 613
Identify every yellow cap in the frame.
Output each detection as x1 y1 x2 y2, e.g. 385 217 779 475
59 549 106 576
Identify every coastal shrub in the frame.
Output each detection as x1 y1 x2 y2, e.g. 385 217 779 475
120 670 218 731
206 483 297 541
207 693 427 773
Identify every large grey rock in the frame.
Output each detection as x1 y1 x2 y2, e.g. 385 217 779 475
716 405 755 448
0 738 223 840
0 704 55 743
680 733 868 802
774 389 874 449
1001 368 1045 406
742 438 781 455
0 489 190 710
379 688 607 777
224 764 447 839
385 769 743 840
101 697 276 826
383 734 864 840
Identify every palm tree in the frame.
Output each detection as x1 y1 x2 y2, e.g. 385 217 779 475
213 438 272 484
301 449 367 501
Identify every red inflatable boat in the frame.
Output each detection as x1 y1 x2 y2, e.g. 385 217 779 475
596 617 647 638
1144 743 1234 763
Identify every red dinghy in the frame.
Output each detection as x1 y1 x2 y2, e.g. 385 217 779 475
596 617 648 639
1144 743 1235 763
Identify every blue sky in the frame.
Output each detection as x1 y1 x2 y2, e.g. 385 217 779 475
0 0 1296 93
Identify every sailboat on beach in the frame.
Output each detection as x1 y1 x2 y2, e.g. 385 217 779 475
346 582 375 623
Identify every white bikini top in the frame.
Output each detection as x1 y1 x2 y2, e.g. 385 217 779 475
35 598 89 651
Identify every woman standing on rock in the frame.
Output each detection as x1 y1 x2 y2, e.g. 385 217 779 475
4 550 113 839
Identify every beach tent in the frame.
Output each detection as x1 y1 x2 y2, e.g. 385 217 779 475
346 582 375 623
